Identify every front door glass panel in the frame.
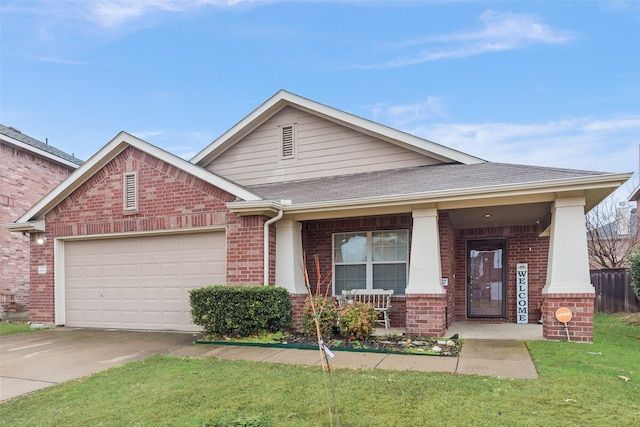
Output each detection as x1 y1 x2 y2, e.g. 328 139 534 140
467 240 506 318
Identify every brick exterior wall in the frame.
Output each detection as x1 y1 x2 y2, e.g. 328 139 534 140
454 225 549 323
290 293 307 331
29 146 267 324
301 214 412 327
542 293 595 342
297 215 551 335
406 293 446 336
0 141 75 317
438 212 456 327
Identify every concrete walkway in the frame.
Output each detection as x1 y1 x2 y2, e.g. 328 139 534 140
170 338 539 379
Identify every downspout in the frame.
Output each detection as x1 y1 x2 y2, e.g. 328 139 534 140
264 210 284 286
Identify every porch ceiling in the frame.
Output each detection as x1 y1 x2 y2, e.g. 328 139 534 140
447 202 552 229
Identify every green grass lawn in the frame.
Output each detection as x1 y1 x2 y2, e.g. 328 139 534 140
1 313 638 426
0 322 32 336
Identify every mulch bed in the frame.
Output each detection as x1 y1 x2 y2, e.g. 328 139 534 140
197 332 463 357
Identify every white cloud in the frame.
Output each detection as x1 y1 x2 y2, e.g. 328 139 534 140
132 129 216 160
131 129 165 140
366 96 449 126
369 98 639 175
85 0 257 29
401 115 640 175
364 10 575 69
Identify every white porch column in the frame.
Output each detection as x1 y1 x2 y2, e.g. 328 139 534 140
275 219 306 294
543 196 593 294
406 207 444 294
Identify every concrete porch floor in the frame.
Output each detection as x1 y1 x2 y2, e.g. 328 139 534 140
377 322 545 341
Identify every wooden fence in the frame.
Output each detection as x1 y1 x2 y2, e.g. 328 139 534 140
591 269 640 313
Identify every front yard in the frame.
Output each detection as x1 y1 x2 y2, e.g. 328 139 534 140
1 313 638 426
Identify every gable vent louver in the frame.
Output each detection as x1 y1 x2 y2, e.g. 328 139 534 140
124 172 137 210
281 125 294 158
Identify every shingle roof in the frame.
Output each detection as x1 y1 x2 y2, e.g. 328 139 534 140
246 162 611 204
0 124 83 165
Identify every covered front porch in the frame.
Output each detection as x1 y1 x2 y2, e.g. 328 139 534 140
272 191 596 341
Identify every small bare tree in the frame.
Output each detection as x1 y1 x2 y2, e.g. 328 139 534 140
586 196 636 269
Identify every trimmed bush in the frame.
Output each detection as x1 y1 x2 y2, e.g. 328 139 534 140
338 302 378 340
189 285 292 336
301 296 338 338
627 247 640 299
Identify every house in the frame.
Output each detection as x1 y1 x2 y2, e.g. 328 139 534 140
5 91 631 342
1 124 82 320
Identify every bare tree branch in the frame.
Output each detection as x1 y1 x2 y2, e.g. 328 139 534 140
586 197 636 269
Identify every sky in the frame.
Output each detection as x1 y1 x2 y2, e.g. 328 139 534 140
1 0 639 200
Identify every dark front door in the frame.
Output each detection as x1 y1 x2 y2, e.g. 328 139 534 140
467 239 506 318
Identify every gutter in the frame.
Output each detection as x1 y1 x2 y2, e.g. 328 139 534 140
263 209 284 286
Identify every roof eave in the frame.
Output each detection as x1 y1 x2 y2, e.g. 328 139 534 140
629 184 640 202
226 200 286 217
2 134 81 169
229 172 632 217
3 219 45 233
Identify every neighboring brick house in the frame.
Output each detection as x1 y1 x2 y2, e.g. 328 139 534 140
7 91 632 342
0 124 82 320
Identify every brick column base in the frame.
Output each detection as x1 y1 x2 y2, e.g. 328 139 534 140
542 293 595 342
406 293 446 337
289 293 307 331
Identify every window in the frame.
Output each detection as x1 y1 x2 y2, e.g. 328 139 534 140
333 230 408 295
280 124 296 159
123 172 137 210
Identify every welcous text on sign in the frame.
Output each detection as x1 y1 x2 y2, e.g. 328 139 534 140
516 263 528 324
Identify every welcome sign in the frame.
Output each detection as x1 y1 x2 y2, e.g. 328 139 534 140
516 263 529 324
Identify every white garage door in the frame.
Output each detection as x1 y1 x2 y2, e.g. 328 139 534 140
64 232 225 332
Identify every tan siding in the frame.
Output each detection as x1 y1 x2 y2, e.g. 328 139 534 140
205 106 442 186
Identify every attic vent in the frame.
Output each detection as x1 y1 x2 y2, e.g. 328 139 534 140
281 124 296 159
123 172 137 211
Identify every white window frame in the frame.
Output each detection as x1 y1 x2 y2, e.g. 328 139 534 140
332 229 408 296
123 172 138 211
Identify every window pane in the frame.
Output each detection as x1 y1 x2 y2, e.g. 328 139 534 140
334 265 366 294
373 263 406 295
334 233 367 263
372 230 408 262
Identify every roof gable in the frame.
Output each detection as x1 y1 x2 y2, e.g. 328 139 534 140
10 132 261 228
203 104 448 186
191 90 486 168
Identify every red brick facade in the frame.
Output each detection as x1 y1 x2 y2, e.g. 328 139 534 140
29 146 267 324
17 144 594 341
454 225 548 323
438 212 457 327
406 293 447 336
301 214 413 327
542 294 595 342
293 214 552 336
1 141 75 317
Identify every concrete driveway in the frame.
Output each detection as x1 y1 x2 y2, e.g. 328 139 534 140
0 328 197 401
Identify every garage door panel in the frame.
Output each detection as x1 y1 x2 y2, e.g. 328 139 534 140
64 232 225 331
162 262 182 276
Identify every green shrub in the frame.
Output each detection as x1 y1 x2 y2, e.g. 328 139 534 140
338 301 378 340
627 247 640 299
189 285 292 336
301 296 338 338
